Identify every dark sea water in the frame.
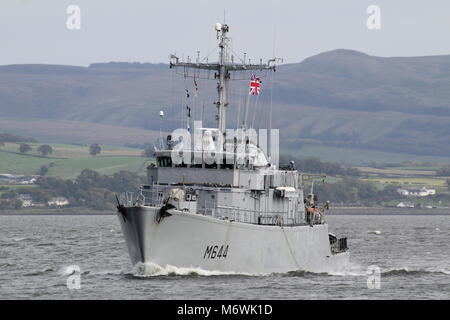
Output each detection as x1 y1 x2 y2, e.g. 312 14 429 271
0 214 448 300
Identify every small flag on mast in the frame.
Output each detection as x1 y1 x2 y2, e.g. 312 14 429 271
194 78 198 97
249 75 261 95
186 105 191 132
186 105 191 118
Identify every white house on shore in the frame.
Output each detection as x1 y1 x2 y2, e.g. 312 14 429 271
0 174 38 185
396 202 415 208
47 197 70 207
18 194 33 208
397 186 436 197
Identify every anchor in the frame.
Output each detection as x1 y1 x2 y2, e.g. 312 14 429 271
115 194 127 223
155 202 174 223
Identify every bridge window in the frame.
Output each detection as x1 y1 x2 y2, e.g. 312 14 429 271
157 156 172 167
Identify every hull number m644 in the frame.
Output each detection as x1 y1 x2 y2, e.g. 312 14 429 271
203 245 229 259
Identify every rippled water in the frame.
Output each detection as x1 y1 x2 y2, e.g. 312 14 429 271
0 214 449 299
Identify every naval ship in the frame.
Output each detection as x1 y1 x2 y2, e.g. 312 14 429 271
116 23 349 274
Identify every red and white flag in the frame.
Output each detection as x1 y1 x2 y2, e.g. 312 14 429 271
249 75 261 95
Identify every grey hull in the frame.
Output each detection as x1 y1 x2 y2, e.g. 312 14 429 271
118 205 349 274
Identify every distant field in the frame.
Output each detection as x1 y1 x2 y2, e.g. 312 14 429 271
0 118 161 146
362 177 448 188
48 156 151 179
0 184 36 196
0 142 152 179
285 145 450 166
355 166 436 176
387 166 442 171
0 142 142 158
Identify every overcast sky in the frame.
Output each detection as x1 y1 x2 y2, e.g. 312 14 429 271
1 0 449 66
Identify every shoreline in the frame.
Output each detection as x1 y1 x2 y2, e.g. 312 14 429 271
328 206 450 215
0 207 114 216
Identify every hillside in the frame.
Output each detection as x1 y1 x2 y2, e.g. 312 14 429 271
1 50 450 159
0 143 150 179
0 118 161 146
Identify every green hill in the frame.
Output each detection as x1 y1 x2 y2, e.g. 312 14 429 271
0 143 151 179
1 50 450 160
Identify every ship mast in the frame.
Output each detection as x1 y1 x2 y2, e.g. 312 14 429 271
170 23 277 150
217 23 229 134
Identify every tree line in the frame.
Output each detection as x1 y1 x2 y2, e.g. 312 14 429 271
436 166 450 176
1 169 145 210
35 169 145 210
312 177 402 206
0 133 37 144
10 143 103 156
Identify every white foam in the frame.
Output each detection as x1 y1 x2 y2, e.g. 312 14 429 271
132 262 369 278
133 262 264 277
326 262 367 277
91 269 125 276
57 265 81 276
380 267 450 276
367 230 381 235
424 267 450 275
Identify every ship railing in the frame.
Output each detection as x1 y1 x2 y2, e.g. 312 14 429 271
313 208 325 225
214 206 301 226
140 188 165 206
118 189 165 207
214 206 258 224
119 189 322 226
305 207 326 226
118 191 138 207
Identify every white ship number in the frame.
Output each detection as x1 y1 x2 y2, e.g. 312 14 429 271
203 245 229 259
